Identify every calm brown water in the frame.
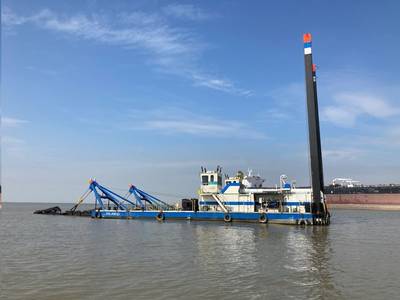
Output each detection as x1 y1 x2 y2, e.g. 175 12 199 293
1 203 400 300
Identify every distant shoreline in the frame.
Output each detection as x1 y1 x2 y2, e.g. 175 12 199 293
328 204 400 211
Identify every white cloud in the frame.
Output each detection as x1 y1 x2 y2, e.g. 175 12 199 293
322 92 400 127
387 126 400 146
323 106 357 127
147 119 228 134
265 79 400 126
338 93 397 118
2 136 27 158
2 117 29 127
2 136 25 145
262 109 290 120
122 108 266 139
13 9 193 56
268 82 304 105
1 7 29 25
323 148 362 160
163 4 214 21
191 73 253 96
2 7 250 96
266 82 305 111
26 65 58 76
2 117 29 157
260 82 306 124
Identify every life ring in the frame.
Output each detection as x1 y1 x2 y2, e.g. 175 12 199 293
258 213 268 224
224 214 232 222
156 212 165 221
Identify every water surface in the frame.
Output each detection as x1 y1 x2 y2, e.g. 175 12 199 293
1 203 400 299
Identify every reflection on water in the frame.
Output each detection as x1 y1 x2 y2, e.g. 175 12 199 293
1 204 400 299
284 227 341 299
195 225 258 268
193 224 342 299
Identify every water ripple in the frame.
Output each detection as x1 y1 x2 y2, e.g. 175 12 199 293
1 204 400 299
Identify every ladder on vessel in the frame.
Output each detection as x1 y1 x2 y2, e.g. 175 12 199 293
211 194 229 213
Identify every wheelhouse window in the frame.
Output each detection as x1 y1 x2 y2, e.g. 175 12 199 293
218 176 222 186
210 175 214 183
202 175 208 185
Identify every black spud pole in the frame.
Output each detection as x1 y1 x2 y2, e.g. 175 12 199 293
303 33 326 221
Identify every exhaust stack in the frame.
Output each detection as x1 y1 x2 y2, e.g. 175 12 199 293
303 33 326 219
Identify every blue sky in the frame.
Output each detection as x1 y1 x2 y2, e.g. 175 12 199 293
2 0 400 203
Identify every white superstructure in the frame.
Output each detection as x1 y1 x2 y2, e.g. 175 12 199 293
198 167 314 215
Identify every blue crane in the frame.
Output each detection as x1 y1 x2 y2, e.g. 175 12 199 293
127 185 175 211
68 180 174 212
89 180 138 210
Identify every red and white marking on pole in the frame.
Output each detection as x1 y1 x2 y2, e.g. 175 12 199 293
303 33 312 55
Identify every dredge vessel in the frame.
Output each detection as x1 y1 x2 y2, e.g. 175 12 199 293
35 33 330 225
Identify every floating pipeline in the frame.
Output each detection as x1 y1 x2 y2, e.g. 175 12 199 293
33 206 92 217
33 206 62 215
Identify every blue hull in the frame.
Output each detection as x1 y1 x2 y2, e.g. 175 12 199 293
90 210 314 224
